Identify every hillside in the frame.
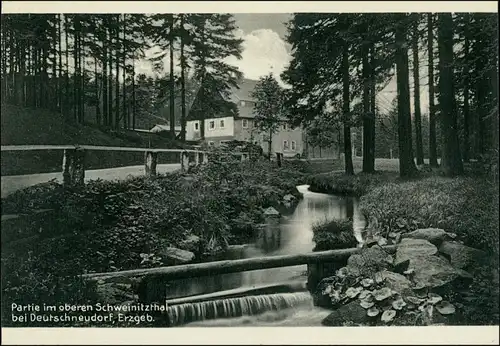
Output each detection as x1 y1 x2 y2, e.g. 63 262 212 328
1 104 189 176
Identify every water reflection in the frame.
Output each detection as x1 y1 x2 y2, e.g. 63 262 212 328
165 185 365 300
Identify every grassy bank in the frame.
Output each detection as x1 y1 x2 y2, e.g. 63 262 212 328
360 176 499 254
1 155 311 325
1 104 189 176
308 171 398 196
309 163 499 325
360 176 499 325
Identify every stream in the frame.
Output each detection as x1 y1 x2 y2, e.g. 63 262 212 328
165 185 366 327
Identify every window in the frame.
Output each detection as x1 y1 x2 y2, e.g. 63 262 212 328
209 120 215 130
291 141 296 151
283 124 288 131
283 140 289 151
242 119 249 128
194 122 199 131
208 141 215 147
219 119 225 128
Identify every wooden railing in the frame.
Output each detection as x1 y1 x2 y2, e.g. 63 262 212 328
1 145 250 186
82 245 398 302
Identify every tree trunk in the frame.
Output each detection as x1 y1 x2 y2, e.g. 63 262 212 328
395 14 417 177
103 25 109 127
42 41 49 109
95 56 101 125
180 14 187 142
412 15 424 165
73 18 79 121
19 39 26 107
58 14 63 112
342 39 354 175
122 14 127 129
370 43 377 165
437 13 463 176
65 15 69 116
268 128 273 160
199 84 206 140
115 15 120 129
169 16 175 138
462 13 471 162
132 55 136 129
490 59 499 155
80 31 85 123
108 26 114 127
1 20 6 102
427 14 438 167
362 35 375 173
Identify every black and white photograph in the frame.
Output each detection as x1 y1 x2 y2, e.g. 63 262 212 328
1 1 499 344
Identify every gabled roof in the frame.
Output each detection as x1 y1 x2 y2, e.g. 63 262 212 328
228 78 259 103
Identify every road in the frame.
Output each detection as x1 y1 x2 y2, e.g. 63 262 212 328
1 163 181 198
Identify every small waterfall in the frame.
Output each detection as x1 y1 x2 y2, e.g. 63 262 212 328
166 292 313 326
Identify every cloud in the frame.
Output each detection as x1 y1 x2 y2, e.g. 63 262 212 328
225 28 291 87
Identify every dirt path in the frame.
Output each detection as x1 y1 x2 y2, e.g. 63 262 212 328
1 163 181 198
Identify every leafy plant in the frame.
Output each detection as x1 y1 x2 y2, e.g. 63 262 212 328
312 218 358 251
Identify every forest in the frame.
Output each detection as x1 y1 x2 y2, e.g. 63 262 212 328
282 13 498 177
0 14 243 139
1 13 497 177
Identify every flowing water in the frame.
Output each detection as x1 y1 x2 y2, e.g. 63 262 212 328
165 185 365 327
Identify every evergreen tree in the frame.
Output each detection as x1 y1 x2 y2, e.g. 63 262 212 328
187 14 243 140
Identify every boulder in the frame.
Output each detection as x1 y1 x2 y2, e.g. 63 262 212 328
439 241 488 271
161 247 195 265
401 228 456 246
346 247 394 276
375 270 414 296
395 238 438 265
179 234 201 252
263 206 281 218
395 239 473 289
321 300 369 326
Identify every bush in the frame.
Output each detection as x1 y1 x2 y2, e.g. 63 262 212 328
312 218 358 251
1 157 315 323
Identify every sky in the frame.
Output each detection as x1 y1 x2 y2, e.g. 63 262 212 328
137 13 430 115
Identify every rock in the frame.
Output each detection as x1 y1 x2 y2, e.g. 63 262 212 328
395 238 438 266
395 238 473 289
377 237 388 246
402 228 454 246
346 247 394 276
161 247 195 264
411 254 472 289
179 234 201 252
282 194 296 203
438 241 488 271
375 270 414 296
263 207 280 218
321 300 369 326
